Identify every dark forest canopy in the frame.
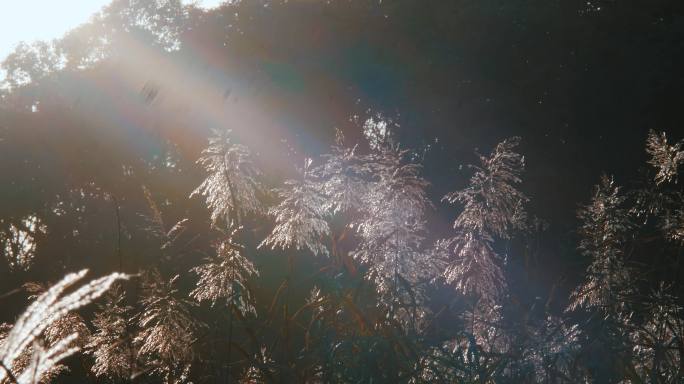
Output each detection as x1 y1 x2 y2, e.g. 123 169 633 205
0 0 683 383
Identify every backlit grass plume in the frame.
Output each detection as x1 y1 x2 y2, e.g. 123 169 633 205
0 270 126 384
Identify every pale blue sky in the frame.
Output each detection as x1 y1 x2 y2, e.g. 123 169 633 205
0 0 223 62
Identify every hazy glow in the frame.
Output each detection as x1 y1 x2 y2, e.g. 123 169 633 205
0 0 224 62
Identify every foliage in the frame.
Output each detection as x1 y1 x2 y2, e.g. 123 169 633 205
191 236 259 316
260 159 330 257
646 130 684 185
567 175 633 313
85 285 135 380
441 137 527 301
352 144 435 329
630 283 684 382
0 0 684 382
192 129 264 229
134 270 198 382
0 270 125 384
